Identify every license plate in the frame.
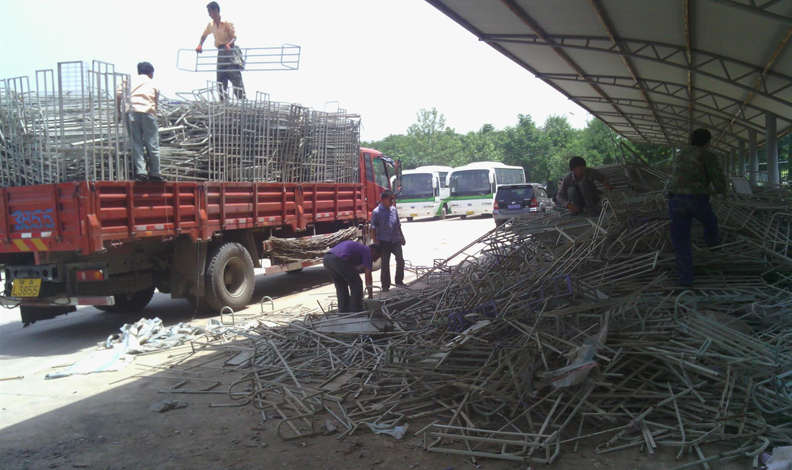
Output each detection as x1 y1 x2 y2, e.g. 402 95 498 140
508 204 521 209
466 211 475 215
410 214 418 217
12 278 42 298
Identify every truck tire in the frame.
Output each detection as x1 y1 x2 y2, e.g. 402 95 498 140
97 287 155 313
406 217 414 222
204 242 255 312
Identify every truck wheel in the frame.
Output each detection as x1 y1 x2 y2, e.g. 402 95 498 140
204 242 255 312
97 287 155 313
406 217 414 222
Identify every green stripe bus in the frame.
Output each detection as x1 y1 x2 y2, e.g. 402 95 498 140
446 162 526 219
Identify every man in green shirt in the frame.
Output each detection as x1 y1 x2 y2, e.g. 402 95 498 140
668 128 728 287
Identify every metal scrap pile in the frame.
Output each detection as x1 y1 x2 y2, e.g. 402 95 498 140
0 60 360 187
156 90 360 183
144 162 791 468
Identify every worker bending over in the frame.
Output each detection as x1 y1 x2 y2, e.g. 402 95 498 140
323 241 382 313
557 156 614 215
668 128 727 288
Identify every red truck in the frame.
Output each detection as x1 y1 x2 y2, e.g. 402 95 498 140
0 148 398 325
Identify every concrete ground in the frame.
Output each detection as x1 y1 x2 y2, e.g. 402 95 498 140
0 215 745 469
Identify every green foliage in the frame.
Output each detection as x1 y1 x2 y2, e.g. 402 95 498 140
363 108 678 183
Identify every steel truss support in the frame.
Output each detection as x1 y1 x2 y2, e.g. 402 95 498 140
536 74 781 128
497 0 653 143
481 34 792 108
596 111 740 150
586 0 673 145
766 113 780 186
575 96 764 135
749 129 759 185
700 0 792 26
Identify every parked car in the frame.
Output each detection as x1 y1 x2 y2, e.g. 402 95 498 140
492 183 553 226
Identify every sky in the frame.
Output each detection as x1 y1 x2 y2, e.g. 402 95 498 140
0 0 589 141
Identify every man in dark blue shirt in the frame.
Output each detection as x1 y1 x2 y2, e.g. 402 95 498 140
323 241 382 313
370 190 407 292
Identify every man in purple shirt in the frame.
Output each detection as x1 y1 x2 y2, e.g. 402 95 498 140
323 241 382 313
370 190 407 292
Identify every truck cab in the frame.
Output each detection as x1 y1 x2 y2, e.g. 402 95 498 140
360 148 399 214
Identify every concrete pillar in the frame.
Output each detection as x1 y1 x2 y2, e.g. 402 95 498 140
738 139 746 177
749 129 758 185
766 113 779 187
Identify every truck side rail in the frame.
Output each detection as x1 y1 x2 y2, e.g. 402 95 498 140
1 181 367 256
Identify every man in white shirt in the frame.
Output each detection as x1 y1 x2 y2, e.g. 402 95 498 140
116 62 163 182
196 1 246 100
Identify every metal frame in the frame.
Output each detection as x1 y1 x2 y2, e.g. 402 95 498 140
427 0 792 160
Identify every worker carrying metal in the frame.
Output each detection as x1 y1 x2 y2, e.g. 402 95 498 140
115 62 164 182
667 128 727 288
323 241 382 313
196 1 246 100
557 156 614 215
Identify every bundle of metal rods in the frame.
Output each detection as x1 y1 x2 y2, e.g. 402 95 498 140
263 226 360 264
1 61 360 186
142 162 791 468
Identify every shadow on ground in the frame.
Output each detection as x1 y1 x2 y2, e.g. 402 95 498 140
0 267 332 359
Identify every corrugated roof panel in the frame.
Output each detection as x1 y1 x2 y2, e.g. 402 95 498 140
426 0 792 153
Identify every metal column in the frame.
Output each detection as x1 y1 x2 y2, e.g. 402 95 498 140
765 113 779 187
738 139 746 177
749 129 758 186
729 148 736 176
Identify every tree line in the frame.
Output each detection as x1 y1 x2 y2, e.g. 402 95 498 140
363 108 790 186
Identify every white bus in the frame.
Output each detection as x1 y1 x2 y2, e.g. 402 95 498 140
446 162 526 218
395 166 453 221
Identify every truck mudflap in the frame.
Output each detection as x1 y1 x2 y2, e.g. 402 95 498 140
0 295 115 308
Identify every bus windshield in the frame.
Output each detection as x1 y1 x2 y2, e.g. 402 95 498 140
397 174 433 200
450 169 491 197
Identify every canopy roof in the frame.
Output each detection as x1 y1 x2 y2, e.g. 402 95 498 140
427 0 792 154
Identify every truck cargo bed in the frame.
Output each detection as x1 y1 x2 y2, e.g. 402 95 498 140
1 181 367 258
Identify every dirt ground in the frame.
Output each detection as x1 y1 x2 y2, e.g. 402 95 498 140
0 217 751 470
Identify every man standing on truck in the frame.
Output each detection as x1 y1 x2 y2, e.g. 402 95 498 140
116 62 164 182
323 241 382 313
196 1 246 100
667 128 727 288
370 190 407 292
557 156 614 215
